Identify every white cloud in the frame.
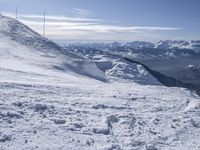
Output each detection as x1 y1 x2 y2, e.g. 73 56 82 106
2 12 104 22
1 12 182 41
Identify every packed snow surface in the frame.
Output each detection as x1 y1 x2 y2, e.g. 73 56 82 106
1 15 200 150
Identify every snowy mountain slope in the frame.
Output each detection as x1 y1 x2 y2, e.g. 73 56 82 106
1 15 200 150
0 15 79 58
0 15 106 82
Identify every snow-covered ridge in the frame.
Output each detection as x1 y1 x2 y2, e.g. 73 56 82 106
0 15 83 60
0 15 58 51
0 15 106 82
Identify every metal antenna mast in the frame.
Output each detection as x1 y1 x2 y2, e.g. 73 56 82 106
43 11 46 37
16 6 18 19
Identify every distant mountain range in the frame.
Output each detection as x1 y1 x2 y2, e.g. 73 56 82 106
64 40 200 52
62 39 200 94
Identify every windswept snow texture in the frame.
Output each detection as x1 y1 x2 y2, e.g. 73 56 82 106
1 15 200 150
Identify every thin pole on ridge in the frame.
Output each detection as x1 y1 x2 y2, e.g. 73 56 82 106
16 6 18 20
43 11 46 37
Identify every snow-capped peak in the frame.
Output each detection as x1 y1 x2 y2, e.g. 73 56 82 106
155 40 200 51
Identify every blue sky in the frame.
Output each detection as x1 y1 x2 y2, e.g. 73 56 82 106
0 0 200 42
